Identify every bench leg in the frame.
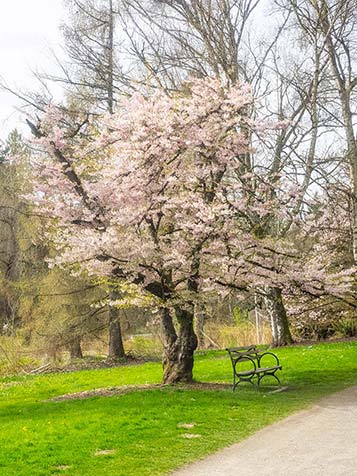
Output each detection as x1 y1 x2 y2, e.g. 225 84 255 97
233 375 256 391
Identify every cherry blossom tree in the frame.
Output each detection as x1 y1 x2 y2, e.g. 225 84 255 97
24 77 355 382
25 78 255 382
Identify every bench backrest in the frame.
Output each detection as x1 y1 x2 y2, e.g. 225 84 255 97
226 346 260 364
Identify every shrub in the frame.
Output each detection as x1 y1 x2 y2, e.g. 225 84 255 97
333 318 357 338
0 336 41 376
125 334 163 359
292 321 336 341
205 321 271 348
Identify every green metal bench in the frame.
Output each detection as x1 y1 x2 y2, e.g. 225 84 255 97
226 345 282 391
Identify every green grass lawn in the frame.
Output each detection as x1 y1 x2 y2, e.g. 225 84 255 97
1 341 357 476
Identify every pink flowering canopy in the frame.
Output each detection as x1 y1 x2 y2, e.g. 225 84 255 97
25 78 355 307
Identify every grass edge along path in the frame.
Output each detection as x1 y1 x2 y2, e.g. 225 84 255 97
0 341 356 476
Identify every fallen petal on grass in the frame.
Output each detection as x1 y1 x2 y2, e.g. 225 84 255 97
177 423 195 429
94 449 116 456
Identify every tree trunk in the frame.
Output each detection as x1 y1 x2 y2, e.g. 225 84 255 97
107 0 114 114
69 336 83 359
161 307 198 384
195 304 206 349
264 287 293 347
338 91 357 264
108 305 126 360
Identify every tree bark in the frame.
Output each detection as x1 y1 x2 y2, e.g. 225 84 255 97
108 305 126 359
264 287 293 347
68 336 83 359
161 306 198 384
195 304 206 349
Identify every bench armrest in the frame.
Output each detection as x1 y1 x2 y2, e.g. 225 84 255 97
258 352 280 367
234 354 257 375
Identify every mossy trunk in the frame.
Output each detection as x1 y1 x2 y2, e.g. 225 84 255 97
264 287 293 347
195 305 206 349
108 305 125 359
69 336 83 359
161 306 198 384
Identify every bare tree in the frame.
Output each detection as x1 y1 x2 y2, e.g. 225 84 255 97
287 0 357 262
46 0 126 113
59 0 127 358
118 0 264 90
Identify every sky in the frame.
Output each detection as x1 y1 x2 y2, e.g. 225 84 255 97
0 0 65 140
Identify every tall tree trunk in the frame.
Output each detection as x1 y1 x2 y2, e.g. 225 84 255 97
264 287 293 347
105 1 124 357
69 336 83 359
108 305 126 359
161 306 198 384
107 0 114 114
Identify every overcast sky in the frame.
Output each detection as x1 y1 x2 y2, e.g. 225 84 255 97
0 0 65 140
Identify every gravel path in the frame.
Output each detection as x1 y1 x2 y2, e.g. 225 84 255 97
173 386 357 476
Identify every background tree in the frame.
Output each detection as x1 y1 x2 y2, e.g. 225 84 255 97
286 0 357 262
54 0 123 113
0 130 30 335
